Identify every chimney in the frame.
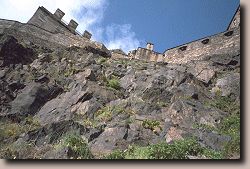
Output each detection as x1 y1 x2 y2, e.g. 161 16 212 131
68 19 78 32
146 42 154 51
54 8 65 20
83 30 92 39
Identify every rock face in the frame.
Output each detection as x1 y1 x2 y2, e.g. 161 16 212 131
9 83 62 118
0 35 36 66
212 73 240 98
0 22 240 160
35 84 92 125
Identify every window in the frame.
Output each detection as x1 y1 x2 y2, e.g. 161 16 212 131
224 31 234 37
201 39 209 44
179 46 187 51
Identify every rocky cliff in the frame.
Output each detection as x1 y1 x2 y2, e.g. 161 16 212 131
0 23 240 159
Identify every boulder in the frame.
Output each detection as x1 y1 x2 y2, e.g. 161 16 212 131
73 98 102 119
177 83 199 100
90 127 128 157
9 83 62 117
86 81 119 104
164 100 227 129
75 68 96 82
186 61 218 84
212 73 240 97
120 74 135 91
35 84 92 125
197 131 231 151
196 69 215 84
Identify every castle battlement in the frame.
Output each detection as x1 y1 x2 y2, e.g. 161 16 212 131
0 5 240 64
27 6 92 40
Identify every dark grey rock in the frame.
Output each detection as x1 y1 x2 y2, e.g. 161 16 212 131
9 83 61 117
210 54 236 65
90 127 128 157
0 69 6 78
198 131 231 151
75 68 96 82
35 84 92 125
44 147 76 159
164 99 227 131
212 73 240 97
86 81 119 104
0 35 36 66
120 74 135 91
74 98 102 119
8 80 25 92
35 74 49 83
21 120 88 146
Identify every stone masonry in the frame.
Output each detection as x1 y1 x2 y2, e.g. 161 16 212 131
127 6 240 64
0 5 240 64
0 7 111 57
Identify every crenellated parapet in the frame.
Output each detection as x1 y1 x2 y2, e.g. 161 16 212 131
128 46 164 62
1 5 240 64
27 6 91 40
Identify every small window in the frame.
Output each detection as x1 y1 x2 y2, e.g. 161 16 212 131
179 46 187 51
201 39 209 44
224 31 234 37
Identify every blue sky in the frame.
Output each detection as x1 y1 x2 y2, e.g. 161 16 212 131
100 0 240 52
0 0 240 53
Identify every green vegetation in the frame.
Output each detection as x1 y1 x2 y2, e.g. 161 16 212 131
107 76 121 90
57 133 92 159
0 117 41 142
97 57 108 64
101 74 121 90
64 66 80 77
192 123 217 132
95 106 125 122
220 113 240 158
142 119 162 131
0 116 41 159
204 95 240 158
105 138 223 159
202 148 224 159
205 95 239 113
83 118 97 128
115 59 129 67
156 101 169 108
124 116 135 125
105 149 126 159
0 141 35 159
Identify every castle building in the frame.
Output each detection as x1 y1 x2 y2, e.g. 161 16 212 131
0 6 109 56
28 6 92 40
0 5 240 64
128 6 240 64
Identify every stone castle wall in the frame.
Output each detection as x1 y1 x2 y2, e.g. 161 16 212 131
0 19 19 34
227 6 240 30
0 19 109 56
163 27 240 63
27 6 74 35
128 48 164 62
1 6 240 64
128 6 240 64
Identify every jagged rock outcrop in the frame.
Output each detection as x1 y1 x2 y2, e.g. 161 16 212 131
0 24 240 159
